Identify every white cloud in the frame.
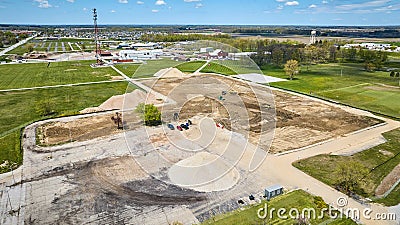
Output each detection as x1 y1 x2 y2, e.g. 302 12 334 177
277 5 284 10
276 0 287 2
322 0 328 4
336 0 390 11
195 3 203 8
119 0 128 3
184 0 201 2
152 9 159 12
83 7 87 11
111 9 116 13
309 4 317 8
155 0 166 5
66 0 74 3
34 0 52 8
137 1 144 4
285 1 299 6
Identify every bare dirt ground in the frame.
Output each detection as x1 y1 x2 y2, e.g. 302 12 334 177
7 74 384 225
375 163 400 196
141 74 381 153
42 74 380 153
37 114 124 146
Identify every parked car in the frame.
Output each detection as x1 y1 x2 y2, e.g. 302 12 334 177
177 126 183 131
167 124 175 130
181 124 189 130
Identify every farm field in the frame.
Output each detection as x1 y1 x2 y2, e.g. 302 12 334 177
7 38 96 55
293 128 400 206
0 60 120 89
202 190 355 225
267 63 400 118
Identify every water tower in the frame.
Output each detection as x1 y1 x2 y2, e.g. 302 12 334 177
310 30 317 44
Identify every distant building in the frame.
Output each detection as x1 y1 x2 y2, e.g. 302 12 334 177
200 47 214 53
208 49 228 59
343 43 392 51
118 49 163 60
265 184 283 200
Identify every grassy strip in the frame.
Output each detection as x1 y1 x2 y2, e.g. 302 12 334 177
114 63 141 78
132 58 181 78
0 60 119 90
0 81 130 170
0 130 22 173
200 62 237 75
293 128 400 206
266 63 400 119
202 190 355 225
174 60 206 73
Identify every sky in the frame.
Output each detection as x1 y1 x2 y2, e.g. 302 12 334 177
0 0 399 26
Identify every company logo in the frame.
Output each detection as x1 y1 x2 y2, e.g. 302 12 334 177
257 196 397 222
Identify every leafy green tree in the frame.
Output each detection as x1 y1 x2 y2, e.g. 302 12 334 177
284 59 299 80
334 160 368 194
135 103 162 126
25 43 34 53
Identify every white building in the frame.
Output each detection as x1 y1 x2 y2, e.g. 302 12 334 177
200 47 214 53
343 43 391 50
118 49 163 60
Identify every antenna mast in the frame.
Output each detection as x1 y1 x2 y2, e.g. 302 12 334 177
93 8 101 64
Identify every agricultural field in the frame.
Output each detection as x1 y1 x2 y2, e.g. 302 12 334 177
202 190 355 225
293 128 400 206
0 60 120 89
267 63 400 118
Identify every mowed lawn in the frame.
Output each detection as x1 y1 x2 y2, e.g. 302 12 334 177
0 81 129 171
268 63 400 118
174 60 206 73
293 128 400 206
114 63 141 78
0 60 119 90
200 62 238 75
131 58 182 78
202 190 355 225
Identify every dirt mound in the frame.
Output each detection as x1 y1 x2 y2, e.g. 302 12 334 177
154 67 188 78
80 89 162 113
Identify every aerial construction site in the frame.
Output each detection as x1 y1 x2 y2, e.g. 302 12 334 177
0 58 387 224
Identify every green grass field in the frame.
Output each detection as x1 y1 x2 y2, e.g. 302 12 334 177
267 63 400 118
200 62 238 75
202 190 355 225
174 60 206 73
293 128 400 206
0 60 119 90
114 63 141 78
0 78 129 172
132 58 182 78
